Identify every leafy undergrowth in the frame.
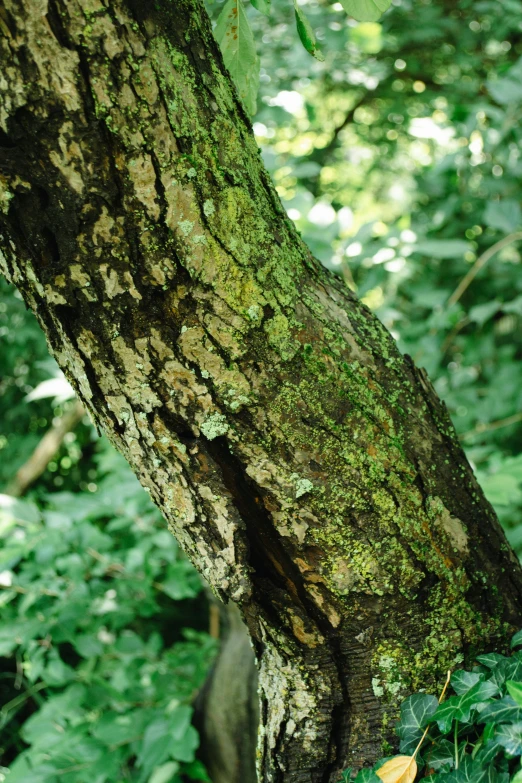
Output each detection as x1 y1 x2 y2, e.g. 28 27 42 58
0 447 216 783
342 631 522 782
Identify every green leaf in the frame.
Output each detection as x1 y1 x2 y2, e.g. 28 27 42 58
413 239 472 259
490 656 522 687
92 710 149 746
444 756 503 782
424 738 454 771
479 696 522 724
484 200 522 233
148 761 180 783
169 724 198 763
250 0 270 15
433 681 499 733
293 0 325 61
469 300 502 327
495 721 522 755
183 759 212 782
397 693 438 753
214 0 260 116
451 670 483 695
475 737 503 767
354 769 381 783
477 653 508 670
43 650 76 686
340 0 391 22
507 681 522 707
512 631 522 649
504 295 522 316
137 719 173 776
487 58 522 105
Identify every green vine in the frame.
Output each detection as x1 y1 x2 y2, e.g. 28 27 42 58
341 630 522 782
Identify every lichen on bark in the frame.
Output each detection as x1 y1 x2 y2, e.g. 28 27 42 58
1 1 522 781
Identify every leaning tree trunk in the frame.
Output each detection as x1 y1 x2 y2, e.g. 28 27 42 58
1 1 522 780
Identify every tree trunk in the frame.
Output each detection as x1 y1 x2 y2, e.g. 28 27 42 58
1 1 522 780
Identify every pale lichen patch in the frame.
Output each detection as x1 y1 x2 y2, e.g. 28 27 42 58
128 154 160 220
429 496 469 555
49 121 85 194
200 412 229 440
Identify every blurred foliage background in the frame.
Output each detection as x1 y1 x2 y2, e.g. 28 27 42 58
1 0 522 780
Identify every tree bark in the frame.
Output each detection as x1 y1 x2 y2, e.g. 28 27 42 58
1 1 522 780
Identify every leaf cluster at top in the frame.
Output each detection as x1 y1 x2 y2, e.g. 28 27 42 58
211 0 392 114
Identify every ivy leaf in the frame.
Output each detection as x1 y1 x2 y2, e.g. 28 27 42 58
293 0 325 61
424 738 454 771
507 681 522 707
479 696 522 724
512 630 522 649
214 0 260 115
490 655 522 687
495 721 522 755
339 0 392 22
355 770 381 782
444 756 502 782
451 670 483 695
433 681 499 733
476 653 507 670
251 0 271 14
375 755 416 783
474 737 503 767
397 693 438 753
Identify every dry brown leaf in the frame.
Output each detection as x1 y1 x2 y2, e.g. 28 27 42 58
376 755 417 783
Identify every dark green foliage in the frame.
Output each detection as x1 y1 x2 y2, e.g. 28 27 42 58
345 632 522 781
0 288 215 782
397 694 439 754
0 448 215 782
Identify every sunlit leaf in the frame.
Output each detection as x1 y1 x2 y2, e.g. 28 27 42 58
293 0 325 61
413 239 472 259
251 0 270 14
375 755 416 783
215 0 260 115
340 0 391 22
484 200 522 233
507 681 522 707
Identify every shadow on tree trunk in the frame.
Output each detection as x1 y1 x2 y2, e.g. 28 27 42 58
195 602 259 783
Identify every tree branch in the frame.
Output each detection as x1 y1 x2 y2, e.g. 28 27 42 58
5 400 85 497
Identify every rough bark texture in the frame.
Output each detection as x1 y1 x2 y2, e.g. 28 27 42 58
1 1 522 780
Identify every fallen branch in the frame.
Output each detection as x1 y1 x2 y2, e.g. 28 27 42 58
447 232 522 307
5 400 85 497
